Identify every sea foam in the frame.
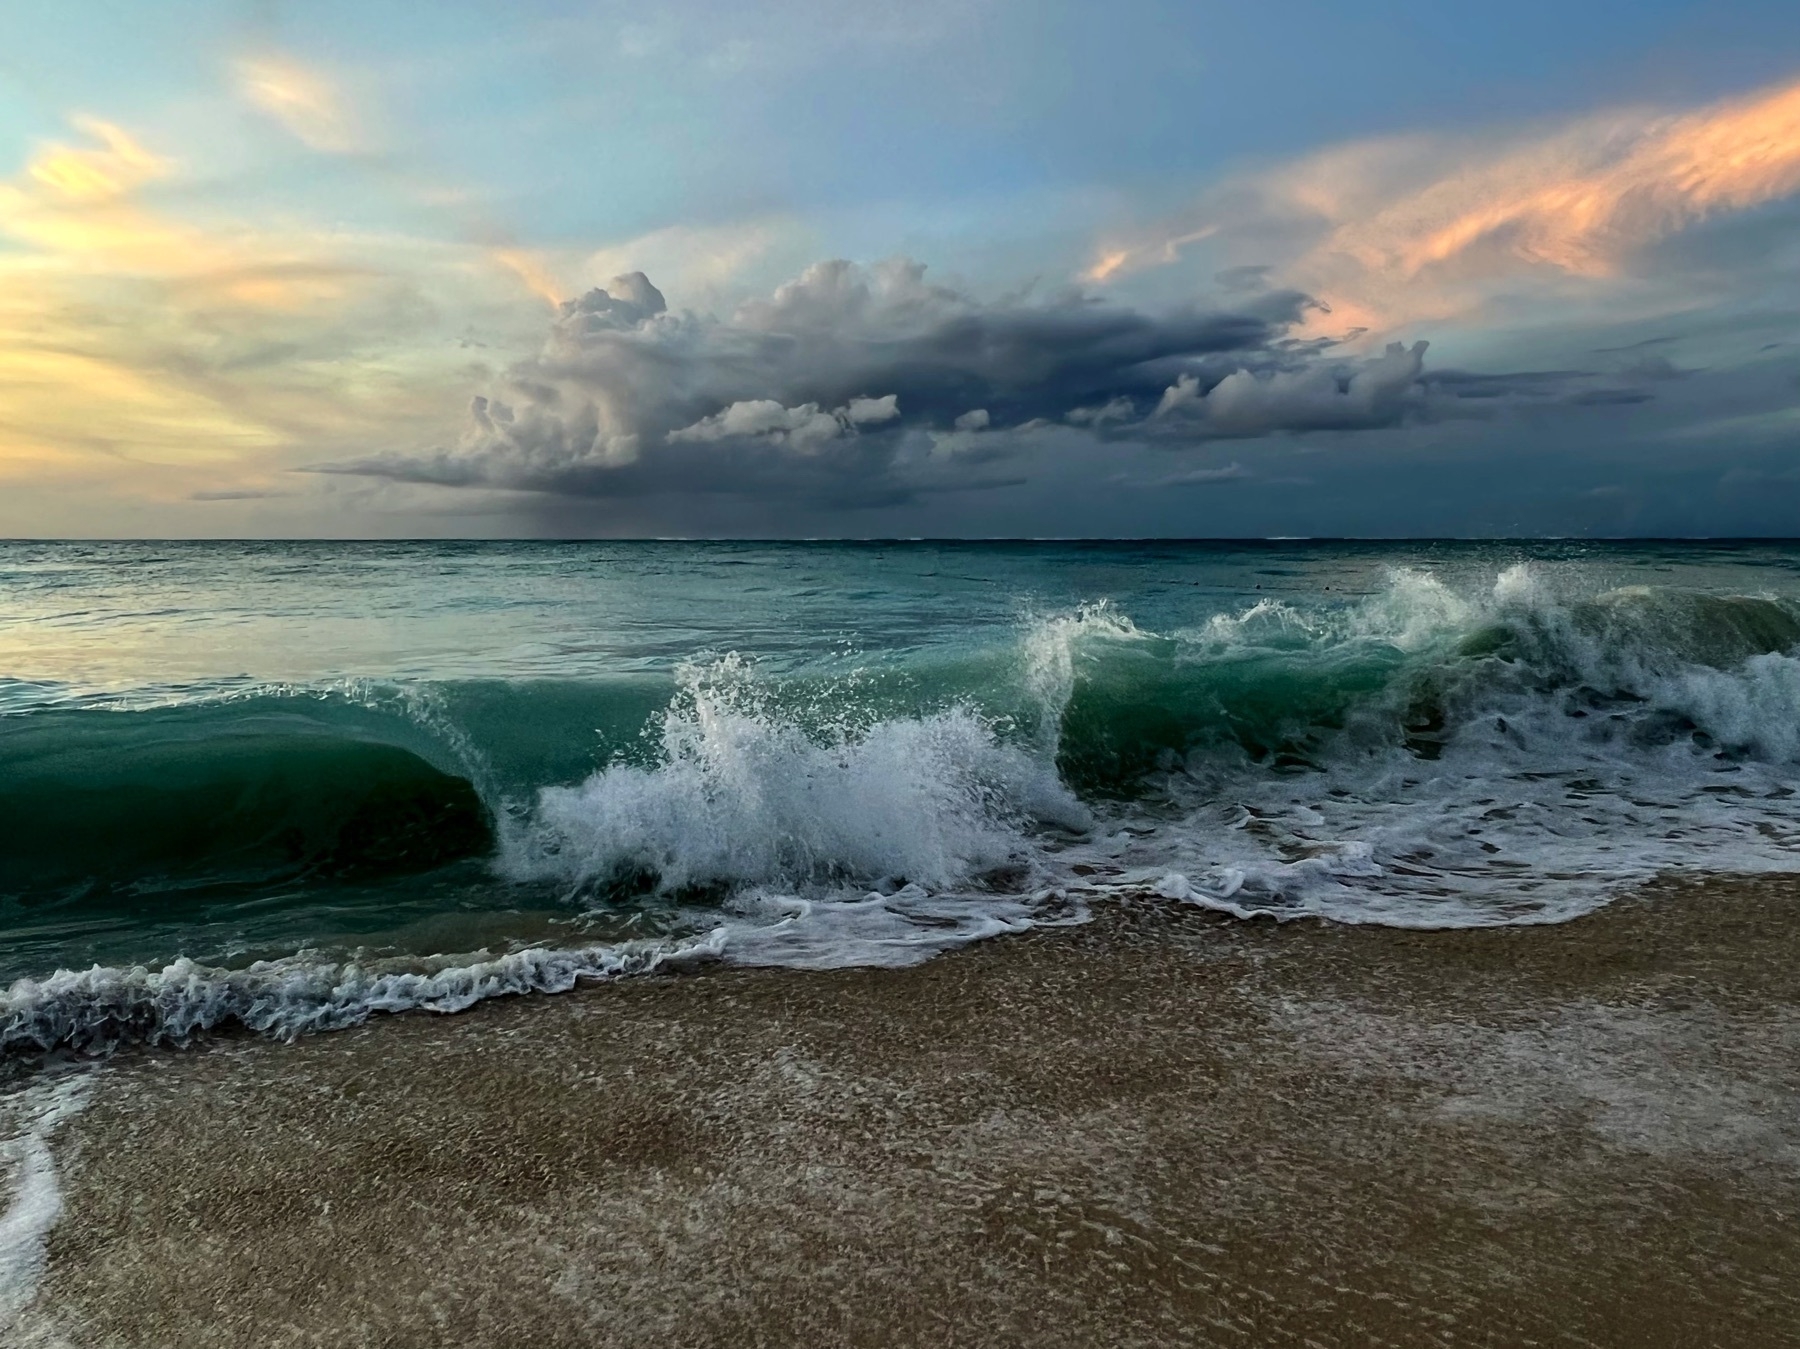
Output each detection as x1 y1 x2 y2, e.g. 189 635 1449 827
501 654 1087 897
0 1074 88 1336
1064 566 1800 926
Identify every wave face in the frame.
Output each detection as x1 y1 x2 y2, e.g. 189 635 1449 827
9 541 1800 1057
0 707 491 902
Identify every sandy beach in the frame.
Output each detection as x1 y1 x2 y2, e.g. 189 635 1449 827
8 878 1800 1347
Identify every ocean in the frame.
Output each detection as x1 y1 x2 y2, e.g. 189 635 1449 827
7 538 1800 1059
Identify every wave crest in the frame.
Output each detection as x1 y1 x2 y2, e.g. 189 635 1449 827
502 655 1088 898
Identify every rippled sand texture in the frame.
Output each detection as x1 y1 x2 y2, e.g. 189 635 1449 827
14 877 1800 1348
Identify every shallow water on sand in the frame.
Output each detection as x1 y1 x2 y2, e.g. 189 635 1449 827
12 879 1800 1348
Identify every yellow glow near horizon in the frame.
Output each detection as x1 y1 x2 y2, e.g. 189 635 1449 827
0 114 484 504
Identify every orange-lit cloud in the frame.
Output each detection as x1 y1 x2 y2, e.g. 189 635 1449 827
1083 227 1214 284
490 247 567 307
1321 77 1800 282
1085 74 1800 338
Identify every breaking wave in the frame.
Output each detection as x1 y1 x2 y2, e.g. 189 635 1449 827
12 562 1800 1058
500 654 1088 898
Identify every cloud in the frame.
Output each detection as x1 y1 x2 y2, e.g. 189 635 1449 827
310 257 1349 504
1087 73 1800 338
0 112 525 515
316 256 1654 512
1085 227 1216 284
1326 78 1800 280
0 117 183 270
670 393 900 450
231 47 606 320
0 115 374 311
490 247 567 308
581 218 798 304
235 56 362 154
472 213 800 315
1152 341 1428 437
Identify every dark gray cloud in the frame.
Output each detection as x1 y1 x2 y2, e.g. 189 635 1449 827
310 258 1674 511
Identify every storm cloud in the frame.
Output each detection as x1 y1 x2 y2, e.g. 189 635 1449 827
313 258 1664 509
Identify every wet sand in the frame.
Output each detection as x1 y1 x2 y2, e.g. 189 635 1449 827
10 877 1800 1347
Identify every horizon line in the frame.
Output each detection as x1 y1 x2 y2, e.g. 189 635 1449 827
6 535 1800 546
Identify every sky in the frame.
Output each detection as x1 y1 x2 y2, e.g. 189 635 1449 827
4 1 1800 537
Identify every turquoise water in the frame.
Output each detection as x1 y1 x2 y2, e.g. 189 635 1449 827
9 539 1800 1055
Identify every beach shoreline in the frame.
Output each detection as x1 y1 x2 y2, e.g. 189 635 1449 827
10 876 1800 1347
